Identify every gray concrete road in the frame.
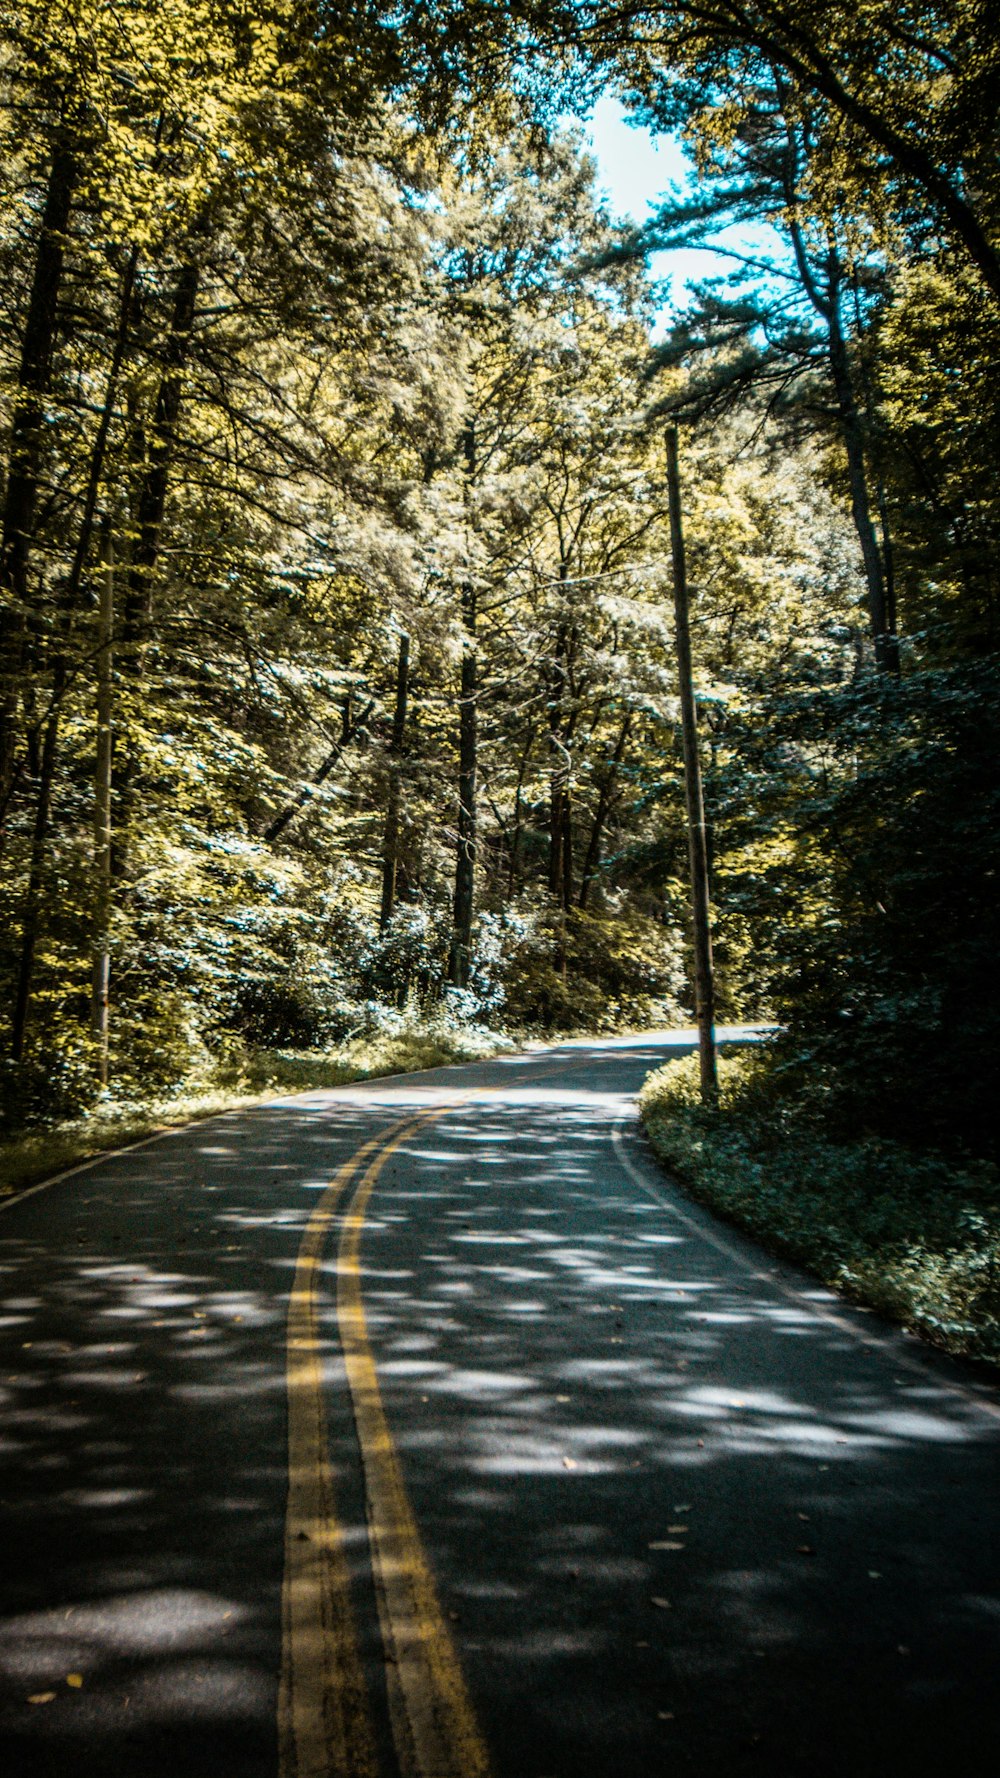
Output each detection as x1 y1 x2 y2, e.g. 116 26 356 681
1 1032 999 1778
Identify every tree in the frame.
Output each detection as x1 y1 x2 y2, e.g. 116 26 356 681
0 0 463 1078
511 0 1000 301
629 73 899 668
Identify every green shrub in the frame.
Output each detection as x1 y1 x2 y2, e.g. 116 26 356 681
501 905 685 1032
0 1026 101 1130
714 663 1000 1163
639 1051 1000 1365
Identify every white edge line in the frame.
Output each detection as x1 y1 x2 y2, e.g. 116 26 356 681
611 1113 1000 1424
0 1114 232 1215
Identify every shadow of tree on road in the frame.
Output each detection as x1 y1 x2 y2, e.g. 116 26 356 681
0 1037 998 1778
360 1082 1000 1778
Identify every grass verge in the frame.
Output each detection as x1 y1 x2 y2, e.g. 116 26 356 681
0 1023 512 1201
639 1050 1000 1368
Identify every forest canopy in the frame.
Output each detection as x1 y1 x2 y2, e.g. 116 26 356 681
0 0 996 1165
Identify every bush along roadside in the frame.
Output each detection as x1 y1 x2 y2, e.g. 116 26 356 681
0 1015 512 1202
638 1050 1000 1368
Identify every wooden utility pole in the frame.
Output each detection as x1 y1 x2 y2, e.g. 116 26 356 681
379 630 410 930
665 427 718 1103
448 583 477 988
91 522 114 1085
449 422 478 989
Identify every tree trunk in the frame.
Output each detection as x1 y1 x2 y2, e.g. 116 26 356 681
851 274 900 655
0 139 78 821
781 136 898 676
876 479 898 644
825 257 898 673
91 527 114 1085
265 696 373 845
506 731 535 901
550 778 573 907
559 781 573 913
11 705 59 1059
579 712 632 909
380 633 410 929
10 248 142 1055
666 427 717 1104
63 248 139 614
113 260 201 878
764 27 1000 304
122 259 201 642
20 243 139 759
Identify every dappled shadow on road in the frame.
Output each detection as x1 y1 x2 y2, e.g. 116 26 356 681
1 1033 998 1778
356 1087 1000 1778
0 1036 669 1775
0 1091 411 1778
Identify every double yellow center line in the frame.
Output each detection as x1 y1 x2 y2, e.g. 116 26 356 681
278 1105 491 1778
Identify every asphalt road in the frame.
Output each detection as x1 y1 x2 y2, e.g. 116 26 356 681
1 1032 999 1778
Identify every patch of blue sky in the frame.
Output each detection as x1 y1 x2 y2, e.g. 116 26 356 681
580 96 790 324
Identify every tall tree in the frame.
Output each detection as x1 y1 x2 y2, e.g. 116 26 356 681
632 76 899 667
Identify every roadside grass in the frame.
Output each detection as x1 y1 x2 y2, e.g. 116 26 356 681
0 1022 512 1200
639 1050 1000 1368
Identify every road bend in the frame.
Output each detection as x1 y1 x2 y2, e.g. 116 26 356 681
1 1032 999 1778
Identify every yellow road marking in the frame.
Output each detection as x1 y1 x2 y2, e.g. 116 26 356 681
338 1117 493 1778
279 1126 404 1778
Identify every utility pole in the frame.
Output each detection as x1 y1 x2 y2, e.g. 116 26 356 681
379 629 410 930
92 520 114 1085
448 581 477 988
449 420 478 989
666 427 718 1103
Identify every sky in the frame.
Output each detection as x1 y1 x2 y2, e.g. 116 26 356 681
581 95 785 319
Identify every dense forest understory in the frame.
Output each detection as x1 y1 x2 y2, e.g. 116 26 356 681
0 2 997 1342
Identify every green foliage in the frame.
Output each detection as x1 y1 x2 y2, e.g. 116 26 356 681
640 1050 1000 1365
357 907 453 1011
709 661 1000 1159
0 0 996 1224
500 904 685 1031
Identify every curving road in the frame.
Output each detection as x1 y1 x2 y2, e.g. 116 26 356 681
1 1032 999 1778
